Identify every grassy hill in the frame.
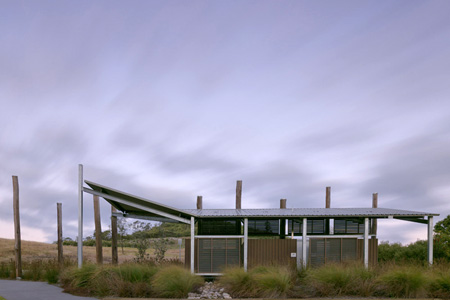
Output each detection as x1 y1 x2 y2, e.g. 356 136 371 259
0 238 184 264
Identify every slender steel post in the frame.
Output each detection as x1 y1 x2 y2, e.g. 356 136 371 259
244 218 248 271
364 217 369 268
190 216 195 273
77 164 84 268
428 216 434 265
302 218 307 268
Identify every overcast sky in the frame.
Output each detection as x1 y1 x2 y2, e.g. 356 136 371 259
1 0 449 245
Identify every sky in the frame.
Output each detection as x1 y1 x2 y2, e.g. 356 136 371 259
1 0 450 245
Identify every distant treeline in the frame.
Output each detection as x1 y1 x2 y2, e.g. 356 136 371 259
59 221 189 248
379 215 450 263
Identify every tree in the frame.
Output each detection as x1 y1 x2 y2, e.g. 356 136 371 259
128 220 152 260
435 215 450 235
117 217 128 254
434 215 450 261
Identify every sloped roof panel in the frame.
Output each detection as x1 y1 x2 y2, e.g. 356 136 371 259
181 207 438 218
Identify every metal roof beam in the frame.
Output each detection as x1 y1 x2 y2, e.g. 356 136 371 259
393 217 428 224
83 188 191 224
111 212 179 223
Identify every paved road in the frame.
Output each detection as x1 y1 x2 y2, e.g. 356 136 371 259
0 279 98 300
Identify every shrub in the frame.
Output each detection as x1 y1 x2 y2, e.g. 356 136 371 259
152 265 203 298
306 264 352 296
112 263 158 283
252 266 293 298
379 266 427 297
429 272 450 299
22 260 43 281
60 263 158 298
220 267 257 298
0 260 15 279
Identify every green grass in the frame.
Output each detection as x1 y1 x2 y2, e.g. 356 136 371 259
252 266 293 298
379 266 427 298
151 265 203 298
219 267 257 297
60 262 201 298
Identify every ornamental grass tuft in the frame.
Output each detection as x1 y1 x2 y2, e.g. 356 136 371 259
151 265 203 298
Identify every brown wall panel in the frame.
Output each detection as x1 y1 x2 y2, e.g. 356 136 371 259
248 239 296 269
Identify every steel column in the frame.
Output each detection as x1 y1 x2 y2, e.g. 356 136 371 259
302 218 307 268
77 164 84 268
190 216 195 273
364 217 369 268
428 216 434 265
244 218 248 271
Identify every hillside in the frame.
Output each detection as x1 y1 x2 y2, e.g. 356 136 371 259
0 238 184 264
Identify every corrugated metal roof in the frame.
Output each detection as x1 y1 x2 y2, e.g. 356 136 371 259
181 207 438 218
84 180 195 220
84 180 438 222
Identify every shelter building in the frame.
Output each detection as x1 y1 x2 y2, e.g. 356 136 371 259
77 167 438 275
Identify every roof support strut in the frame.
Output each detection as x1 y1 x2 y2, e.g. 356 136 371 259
428 216 434 265
83 188 191 224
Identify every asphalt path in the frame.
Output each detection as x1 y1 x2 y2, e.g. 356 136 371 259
0 279 98 300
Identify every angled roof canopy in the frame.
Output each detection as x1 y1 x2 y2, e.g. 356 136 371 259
83 180 438 225
84 180 194 224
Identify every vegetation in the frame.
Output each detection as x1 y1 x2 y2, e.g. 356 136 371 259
152 265 203 298
60 263 201 298
217 262 450 299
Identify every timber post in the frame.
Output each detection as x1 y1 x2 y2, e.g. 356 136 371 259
111 206 118 265
12 175 22 279
93 195 103 264
57 202 63 266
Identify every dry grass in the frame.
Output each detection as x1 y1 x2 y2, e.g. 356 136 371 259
0 238 184 264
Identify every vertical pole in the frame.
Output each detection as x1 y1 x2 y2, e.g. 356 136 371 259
428 216 434 265
244 218 248 271
371 193 378 234
12 176 22 279
326 187 331 234
196 196 203 209
190 217 195 273
111 206 118 265
296 238 301 270
57 203 63 267
280 199 286 239
93 195 103 265
371 193 378 266
325 187 331 208
77 164 83 268
364 217 369 268
302 218 307 268
236 180 242 209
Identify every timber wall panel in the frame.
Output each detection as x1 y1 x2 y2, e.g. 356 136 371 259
248 239 296 269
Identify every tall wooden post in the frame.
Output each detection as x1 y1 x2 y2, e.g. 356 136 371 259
57 203 63 266
236 180 242 209
280 199 286 239
12 176 22 279
196 196 203 209
111 206 118 265
325 186 331 208
371 193 378 234
325 187 331 234
93 195 103 264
